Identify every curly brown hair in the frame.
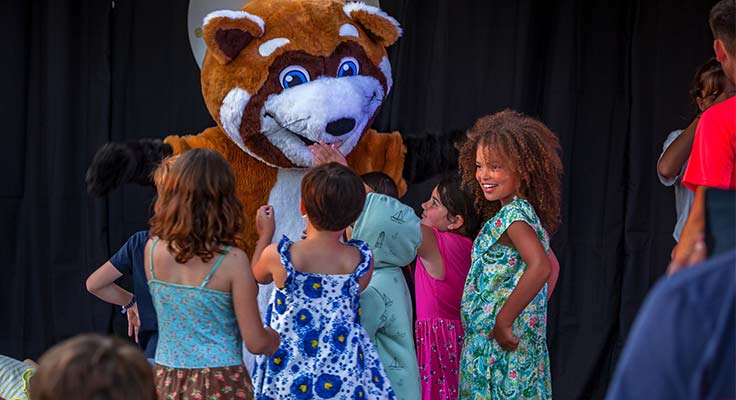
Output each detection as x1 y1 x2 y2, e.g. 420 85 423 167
149 149 245 263
458 110 562 234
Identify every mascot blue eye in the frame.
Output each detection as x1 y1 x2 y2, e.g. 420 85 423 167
337 57 359 77
279 65 311 89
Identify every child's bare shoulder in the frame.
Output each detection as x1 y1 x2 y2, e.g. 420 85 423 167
342 243 364 267
219 247 250 270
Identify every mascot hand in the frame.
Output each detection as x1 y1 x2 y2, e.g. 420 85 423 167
86 139 173 196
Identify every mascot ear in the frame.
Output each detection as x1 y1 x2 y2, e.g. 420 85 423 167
343 3 402 47
203 10 265 64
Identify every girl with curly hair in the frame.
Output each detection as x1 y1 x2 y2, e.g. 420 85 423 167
146 149 280 400
457 110 562 399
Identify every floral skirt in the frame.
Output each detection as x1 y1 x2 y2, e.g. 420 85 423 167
153 364 253 400
415 318 465 400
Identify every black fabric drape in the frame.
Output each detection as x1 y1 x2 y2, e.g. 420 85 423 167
1 0 112 360
0 0 719 398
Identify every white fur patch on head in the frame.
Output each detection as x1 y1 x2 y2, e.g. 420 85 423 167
203 10 265 35
379 56 392 94
343 2 403 37
339 23 360 38
219 88 250 150
259 38 290 57
219 87 274 167
261 75 384 167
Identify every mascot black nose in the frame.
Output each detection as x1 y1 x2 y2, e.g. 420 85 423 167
325 118 356 136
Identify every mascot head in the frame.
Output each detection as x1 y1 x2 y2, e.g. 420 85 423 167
200 0 401 168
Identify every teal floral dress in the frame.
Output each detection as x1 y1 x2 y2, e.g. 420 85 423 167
459 198 552 399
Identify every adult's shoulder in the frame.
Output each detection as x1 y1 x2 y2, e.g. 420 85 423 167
698 96 736 130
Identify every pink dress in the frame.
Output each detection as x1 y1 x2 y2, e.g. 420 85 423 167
414 227 472 400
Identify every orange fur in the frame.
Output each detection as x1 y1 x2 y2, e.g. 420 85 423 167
164 0 405 255
347 129 407 196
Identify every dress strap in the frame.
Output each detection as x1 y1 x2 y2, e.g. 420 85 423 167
276 236 296 279
201 246 232 288
149 238 160 280
348 239 372 278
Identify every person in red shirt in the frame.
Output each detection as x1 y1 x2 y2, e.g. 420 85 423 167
671 0 736 272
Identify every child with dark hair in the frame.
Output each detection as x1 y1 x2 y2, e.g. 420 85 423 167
361 171 399 198
85 158 180 361
413 174 479 400
457 110 562 399
146 149 280 400
29 334 155 400
252 162 395 399
86 231 158 359
309 144 421 399
657 58 735 243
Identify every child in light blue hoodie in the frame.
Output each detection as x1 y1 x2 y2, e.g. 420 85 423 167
352 173 421 400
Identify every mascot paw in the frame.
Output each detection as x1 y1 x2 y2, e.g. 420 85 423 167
86 139 172 196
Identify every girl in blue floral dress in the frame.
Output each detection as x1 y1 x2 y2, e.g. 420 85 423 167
457 110 562 399
251 163 396 399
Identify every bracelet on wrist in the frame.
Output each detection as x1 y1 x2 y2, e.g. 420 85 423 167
121 294 137 314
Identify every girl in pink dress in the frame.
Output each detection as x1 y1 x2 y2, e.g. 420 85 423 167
415 175 481 400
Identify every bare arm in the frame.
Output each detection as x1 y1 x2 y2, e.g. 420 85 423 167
416 224 445 280
85 262 132 306
669 186 708 273
493 221 551 351
231 252 280 355
252 205 276 284
547 250 560 299
86 261 141 342
657 118 699 180
252 243 280 284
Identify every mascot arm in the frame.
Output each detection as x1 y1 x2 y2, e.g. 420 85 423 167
163 126 228 155
346 129 407 196
86 138 173 196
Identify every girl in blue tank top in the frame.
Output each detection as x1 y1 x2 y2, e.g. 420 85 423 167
145 149 280 400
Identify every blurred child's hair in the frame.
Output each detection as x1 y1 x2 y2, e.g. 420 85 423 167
29 334 155 400
459 110 562 234
150 149 245 263
690 58 731 114
302 163 366 231
436 174 482 239
361 172 399 198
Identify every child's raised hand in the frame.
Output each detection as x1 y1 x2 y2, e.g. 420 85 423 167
309 141 347 166
256 205 276 241
490 319 519 351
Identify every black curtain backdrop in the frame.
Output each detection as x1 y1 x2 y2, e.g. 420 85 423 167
0 0 718 398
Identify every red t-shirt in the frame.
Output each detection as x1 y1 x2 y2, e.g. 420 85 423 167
682 96 736 191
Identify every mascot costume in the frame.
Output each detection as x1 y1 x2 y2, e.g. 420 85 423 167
86 0 405 371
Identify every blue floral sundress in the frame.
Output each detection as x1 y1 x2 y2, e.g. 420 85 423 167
253 236 396 399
